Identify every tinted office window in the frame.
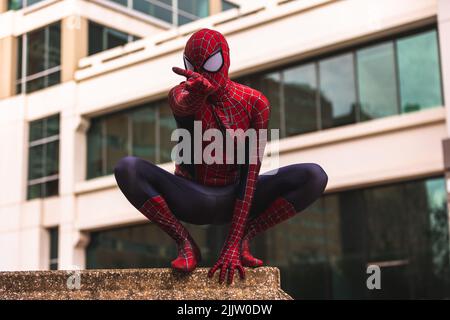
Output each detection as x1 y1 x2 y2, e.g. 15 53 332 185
284 63 318 135
235 27 443 136
88 22 138 56
396 30 443 113
158 102 178 163
87 119 104 179
17 23 61 94
319 53 357 129
86 176 450 299
131 106 157 163
111 0 217 26
357 42 398 121
8 0 44 10
110 0 127 5
178 0 209 25
105 113 130 175
133 0 173 24
87 100 175 179
27 115 60 200
49 227 59 270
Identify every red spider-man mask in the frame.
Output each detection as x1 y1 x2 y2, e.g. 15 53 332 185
183 29 230 92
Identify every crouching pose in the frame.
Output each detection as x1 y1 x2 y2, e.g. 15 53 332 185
114 29 328 284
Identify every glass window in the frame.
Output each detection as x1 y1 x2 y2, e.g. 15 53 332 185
108 0 218 26
105 113 129 175
131 106 157 163
284 63 318 135
158 101 177 163
110 0 127 5
28 144 44 181
27 115 60 200
49 227 59 270
319 53 357 129
357 42 398 121
231 28 443 138
87 100 174 179
8 0 44 10
87 119 104 179
178 0 209 25
88 22 137 56
17 23 61 94
179 0 208 17
396 30 443 113
133 0 173 24
27 28 46 76
259 73 282 139
88 22 104 56
267 176 450 299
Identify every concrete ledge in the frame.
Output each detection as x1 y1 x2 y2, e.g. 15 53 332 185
0 267 293 300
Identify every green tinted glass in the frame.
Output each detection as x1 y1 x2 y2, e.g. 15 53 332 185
397 30 443 112
131 105 157 163
357 42 398 121
105 113 129 175
319 53 357 129
87 119 104 179
284 63 318 135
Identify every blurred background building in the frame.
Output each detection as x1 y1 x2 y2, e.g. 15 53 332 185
1 0 450 299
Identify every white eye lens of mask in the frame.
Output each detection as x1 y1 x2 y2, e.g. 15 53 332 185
183 56 195 71
202 50 223 72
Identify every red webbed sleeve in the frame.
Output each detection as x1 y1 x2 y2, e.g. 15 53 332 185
227 94 271 246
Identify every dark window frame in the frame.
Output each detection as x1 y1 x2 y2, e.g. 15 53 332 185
27 114 60 200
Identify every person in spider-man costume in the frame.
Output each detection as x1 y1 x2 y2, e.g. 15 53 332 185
114 29 328 284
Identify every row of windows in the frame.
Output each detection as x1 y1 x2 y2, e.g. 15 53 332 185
237 28 443 137
86 176 450 299
109 0 237 26
87 100 177 179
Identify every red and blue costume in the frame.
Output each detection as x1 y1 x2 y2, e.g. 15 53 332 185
114 29 328 284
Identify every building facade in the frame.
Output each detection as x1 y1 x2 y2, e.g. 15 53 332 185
1 0 450 299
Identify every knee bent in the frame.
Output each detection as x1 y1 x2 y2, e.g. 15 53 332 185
307 163 328 192
114 156 144 182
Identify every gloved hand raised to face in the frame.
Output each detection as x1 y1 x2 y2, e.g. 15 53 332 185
172 67 216 97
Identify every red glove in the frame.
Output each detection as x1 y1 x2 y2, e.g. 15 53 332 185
169 67 216 117
172 67 215 95
208 199 247 284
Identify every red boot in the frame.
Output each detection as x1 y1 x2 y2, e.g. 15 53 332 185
140 195 201 272
171 236 202 272
241 238 263 267
241 197 297 267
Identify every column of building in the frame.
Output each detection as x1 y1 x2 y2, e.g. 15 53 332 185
58 14 91 270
